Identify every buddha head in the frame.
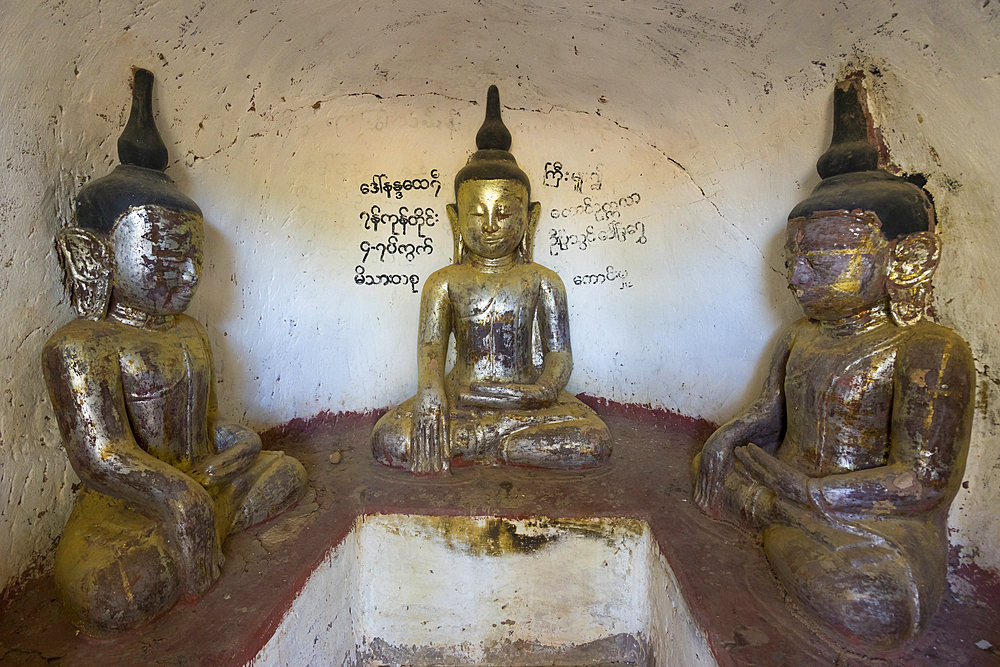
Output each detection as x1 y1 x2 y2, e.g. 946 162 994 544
447 86 541 265
59 69 204 321
787 74 940 326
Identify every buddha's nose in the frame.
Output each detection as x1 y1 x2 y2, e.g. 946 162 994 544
483 210 500 234
181 257 200 285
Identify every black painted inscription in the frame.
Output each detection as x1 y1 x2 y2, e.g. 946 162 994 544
360 205 439 237
355 265 420 293
355 177 441 292
550 193 641 223
572 266 633 290
549 220 647 256
543 162 602 193
360 236 434 263
360 170 442 199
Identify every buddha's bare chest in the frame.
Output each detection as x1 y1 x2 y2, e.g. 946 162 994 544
115 322 211 467
450 278 540 380
783 327 902 473
451 281 540 342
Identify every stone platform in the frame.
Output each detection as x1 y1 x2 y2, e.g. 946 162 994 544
1 399 998 666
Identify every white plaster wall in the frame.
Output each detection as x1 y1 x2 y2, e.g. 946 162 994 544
250 528 359 667
2 0 999 592
353 515 649 663
253 515 716 666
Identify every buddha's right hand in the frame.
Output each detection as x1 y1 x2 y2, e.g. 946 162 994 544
412 386 451 474
165 479 224 596
694 436 736 517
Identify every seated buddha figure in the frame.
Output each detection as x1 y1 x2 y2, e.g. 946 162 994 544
693 77 974 653
42 70 307 635
372 86 612 473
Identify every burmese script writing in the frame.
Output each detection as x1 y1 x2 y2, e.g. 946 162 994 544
359 170 442 199
572 265 633 289
549 220 647 255
542 162 603 193
355 176 440 292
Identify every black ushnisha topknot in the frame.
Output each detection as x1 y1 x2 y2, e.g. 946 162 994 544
117 68 169 171
475 85 512 152
454 85 531 194
75 68 200 235
788 74 934 240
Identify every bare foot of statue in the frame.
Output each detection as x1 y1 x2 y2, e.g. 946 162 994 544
372 86 612 474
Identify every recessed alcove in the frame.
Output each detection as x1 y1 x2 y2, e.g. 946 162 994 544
252 514 711 667
3 1 1000 665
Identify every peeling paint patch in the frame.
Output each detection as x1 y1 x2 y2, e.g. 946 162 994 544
392 514 645 557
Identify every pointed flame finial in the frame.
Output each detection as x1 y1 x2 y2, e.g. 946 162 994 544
117 68 169 171
475 85 512 151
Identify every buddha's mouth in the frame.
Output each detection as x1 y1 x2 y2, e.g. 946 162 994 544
482 234 507 246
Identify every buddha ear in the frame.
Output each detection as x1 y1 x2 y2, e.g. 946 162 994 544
57 226 112 320
446 203 464 265
889 231 941 286
520 201 542 264
887 231 941 326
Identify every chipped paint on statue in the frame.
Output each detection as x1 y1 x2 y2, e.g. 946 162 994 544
693 75 975 653
42 69 307 636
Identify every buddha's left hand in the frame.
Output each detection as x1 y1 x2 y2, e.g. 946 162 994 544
735 444 810 506
467 381 558 410
190 430 261 487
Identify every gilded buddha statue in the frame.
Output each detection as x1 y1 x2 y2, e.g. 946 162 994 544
693 75 974 652
372 86 612 474
42 69 307 635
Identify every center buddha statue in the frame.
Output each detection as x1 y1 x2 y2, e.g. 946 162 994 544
42 69 307 635
372 86 612 473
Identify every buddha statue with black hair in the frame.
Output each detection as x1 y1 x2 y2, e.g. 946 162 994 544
42 69 307 635
693 75 975 653
372 86 612 473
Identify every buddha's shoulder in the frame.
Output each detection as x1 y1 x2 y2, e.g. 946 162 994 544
43 317 125 366
424 263 461 288
45 317 117 346
785 317 821 341
898 320 973 364
174 313 210 338
523 262 564 285
43 315 210 366
425 263 564 286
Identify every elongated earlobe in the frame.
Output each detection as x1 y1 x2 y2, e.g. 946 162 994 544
446 203 464 265
57 226 112 320
520 201 541 264
888 231 941 326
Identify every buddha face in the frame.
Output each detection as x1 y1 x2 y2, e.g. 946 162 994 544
785 211 890 320
456 179 532 260
110 206 204 314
